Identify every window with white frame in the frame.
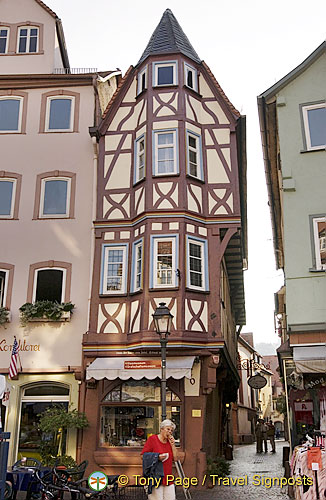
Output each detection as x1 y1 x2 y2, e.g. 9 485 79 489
151 236 177 288
153 61 177 86
0 178 16 218
0 28 9 54
302 103 326 150
17 26 38 53
137 66 147 95
40 178 70 218
312 216 326 270
45 96 74 132
0 270 8 307
186 130 203 179
0 97 23 133
132 239 143 292
101 245 128 294
134 135 145 183
153 130 178 175
184 63 198 92
33 268 66 303
187 237 208 291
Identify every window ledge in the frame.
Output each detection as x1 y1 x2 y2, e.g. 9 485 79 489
135 89 147 99
129 290 143 296
309 267 326 273
133 178 146 188
186 174 205 184
26 311 71 323
300 147 326 154
153 85 179 89
149 287 179 292
152 173 180 179
0 51 44 56
99 293 128 298
185 287 210 294
183 85 202 98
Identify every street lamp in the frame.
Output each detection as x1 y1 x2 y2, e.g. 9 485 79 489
153 302 173 421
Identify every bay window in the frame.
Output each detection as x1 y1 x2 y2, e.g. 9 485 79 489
150 235 178 288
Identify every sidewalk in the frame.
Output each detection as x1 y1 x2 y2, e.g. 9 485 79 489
177 439 289 500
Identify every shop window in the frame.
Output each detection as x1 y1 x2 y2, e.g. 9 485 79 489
34 268 65 303
18 384 69 461
0 28 9 54
100 379 180 448
101 244 128 294
17 26 38 53
0 96 23 133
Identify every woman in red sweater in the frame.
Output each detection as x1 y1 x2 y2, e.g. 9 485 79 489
141 419 178 500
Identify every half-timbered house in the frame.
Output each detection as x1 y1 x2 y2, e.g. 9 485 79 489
82 9 247 479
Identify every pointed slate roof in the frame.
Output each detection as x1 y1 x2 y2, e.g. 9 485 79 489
137 9 201 66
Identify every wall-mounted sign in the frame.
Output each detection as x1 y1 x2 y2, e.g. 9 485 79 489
124 360 161 369
0 339 40 352
248 374 267 389
192 410 201 417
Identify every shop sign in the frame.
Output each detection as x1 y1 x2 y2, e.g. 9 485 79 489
294 402 313 412
0 339 40 352
192 409 202 417
124 360 161 369
248 374 267 389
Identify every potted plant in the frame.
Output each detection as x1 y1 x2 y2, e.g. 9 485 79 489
0 307 10 327
19 301 75 327
206 456 231 488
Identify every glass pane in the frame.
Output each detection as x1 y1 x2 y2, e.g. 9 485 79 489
317 220 326 266
0 181 13 215
108 250 123 263
43 180 68 215
190 163 197 177
18 401 68 461
189 136 196 149
158 147 173 160
0 29 8 36
308 107 326 147
158 241 172 255
190 257 201 272
35 269 63 302
0 271 6 307
20 29 28 36
0 39 6 54
158 133 173 145
139 140 144 152
190 271 202 287
157 66 174 85
189 150 197 164
30 29 38 36
24 385 69 396
18 35 27 53
29 35 37 53
0 99 20 131
103 380 180 403
187 70 193 88
190 243 201 258
48 99 72 130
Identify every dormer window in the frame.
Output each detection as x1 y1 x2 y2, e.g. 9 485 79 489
137 66 147 95
0 28 9 54
184 63 198 92
153 61 177 86
18 26 38 53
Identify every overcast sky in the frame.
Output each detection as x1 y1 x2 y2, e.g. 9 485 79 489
48 0 325 349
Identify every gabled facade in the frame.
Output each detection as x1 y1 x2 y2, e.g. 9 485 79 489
258 41 326 448
0 0 115 464
82 9 247 479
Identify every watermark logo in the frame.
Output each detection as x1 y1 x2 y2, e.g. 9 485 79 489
88 472 108 491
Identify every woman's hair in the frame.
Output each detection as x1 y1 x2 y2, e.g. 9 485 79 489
160 419 176 431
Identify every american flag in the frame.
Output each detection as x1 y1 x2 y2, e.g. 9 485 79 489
9 337 20 379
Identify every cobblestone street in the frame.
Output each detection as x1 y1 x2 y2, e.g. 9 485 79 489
177 440 289 500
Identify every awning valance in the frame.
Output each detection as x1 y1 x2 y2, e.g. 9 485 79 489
293 346 326 373
86 356 196 381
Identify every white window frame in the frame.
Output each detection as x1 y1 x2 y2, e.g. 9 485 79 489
312 216 326 270
17 26 39 53
134 135 145 183
0 178 17 218
153 129 178 176
131 239 143 292
186 236 208 291
0 27 9 54
151 236 178 289
153 61 178 87
101 244 128 295
0 269 9 308
137 66 147 95
45 96 75 132
184 63 198 92
302 103 326 151
39 177 71 218
186 130 203 179
32 267 66 303
0 96 23 133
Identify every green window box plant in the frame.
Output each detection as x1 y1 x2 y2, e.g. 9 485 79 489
0 307 10 327
19 301 75 327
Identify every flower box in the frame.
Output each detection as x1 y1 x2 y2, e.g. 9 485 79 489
27 311 71 322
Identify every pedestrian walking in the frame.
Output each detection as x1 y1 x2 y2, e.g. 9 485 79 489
267 420 276 453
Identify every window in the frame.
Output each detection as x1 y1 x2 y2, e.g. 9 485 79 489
186 130 203 179
45 97 74 132
40 178 70 218
302 103 326 150
153 61 177 86
131 239 143 292
100 379 180 448
0 178 16 218
0 28 9 54
101 244 128 294
184 63 198 92
17 26 38 53
153 130 178 175
0 270 8 307
312 216 326 270
134 135 145 183
0 97 23 133
186 236 209 291
137 66 147 95
33 268 66 303
151 235 178 288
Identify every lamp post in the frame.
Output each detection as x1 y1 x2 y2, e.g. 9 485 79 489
153 302 173 421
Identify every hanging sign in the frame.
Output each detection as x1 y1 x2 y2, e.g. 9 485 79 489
248 374 267 389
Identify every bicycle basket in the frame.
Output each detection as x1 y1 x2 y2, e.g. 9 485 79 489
119 486 147 500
